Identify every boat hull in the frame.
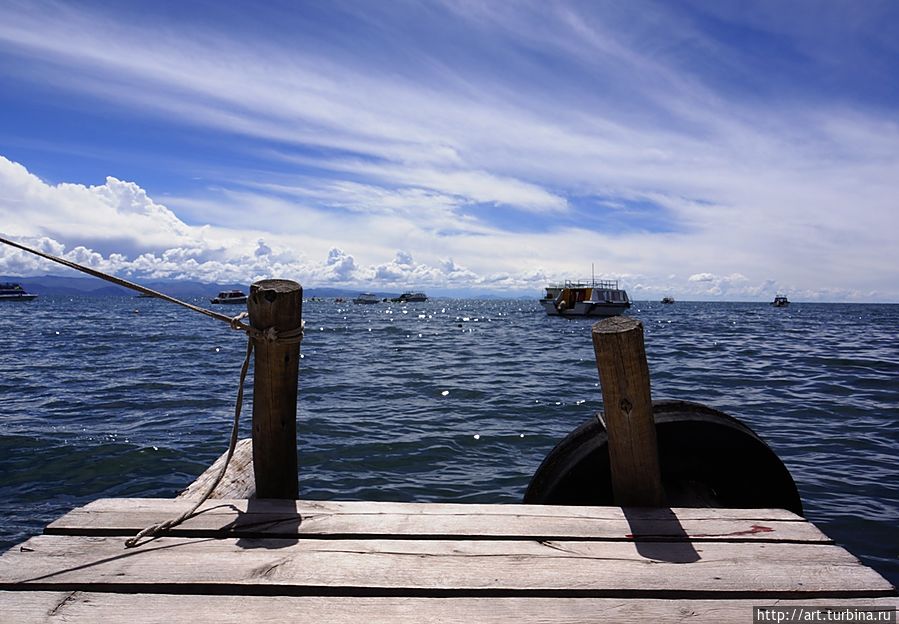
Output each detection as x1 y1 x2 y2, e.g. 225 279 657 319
390 293 428 303
0 294 37 301
211 297 248 304
540 299 629 317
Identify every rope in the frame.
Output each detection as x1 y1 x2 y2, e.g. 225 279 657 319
0 234 304 547
125 337 254 547
124 319 304 548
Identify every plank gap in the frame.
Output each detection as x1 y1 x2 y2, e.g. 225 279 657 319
41 526 834 545
1 582 894 600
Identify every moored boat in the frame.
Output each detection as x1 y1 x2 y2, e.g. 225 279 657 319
353 292 380 304
772 294 789 307
210 290 248 305
0 282 37 301
390 292 428 303
540 278 630 317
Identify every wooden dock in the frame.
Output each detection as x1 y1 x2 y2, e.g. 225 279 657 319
0 278 894 621
1 498 895 622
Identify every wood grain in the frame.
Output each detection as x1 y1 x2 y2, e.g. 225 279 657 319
248 279 302 499
46 499 829 543
1 534 891 596
73 498 806 521
177 438 255 500
3 592 896 624
592 316 664 506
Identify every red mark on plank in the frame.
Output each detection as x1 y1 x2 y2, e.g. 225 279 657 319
626 524 775 539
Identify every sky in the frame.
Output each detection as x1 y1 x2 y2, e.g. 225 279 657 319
0 0 897 301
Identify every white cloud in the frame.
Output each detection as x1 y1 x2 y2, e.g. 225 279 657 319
0 156 199 255
0 3 897 300
2 151 896 300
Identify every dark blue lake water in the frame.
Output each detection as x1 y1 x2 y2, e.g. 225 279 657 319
0 296 896 585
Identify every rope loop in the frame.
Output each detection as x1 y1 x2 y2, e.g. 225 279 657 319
229 313 304 345
229 312 249 331
124 317 303 547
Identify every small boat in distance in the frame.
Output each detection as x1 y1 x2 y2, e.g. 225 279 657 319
0 282 37 301
210 290 248 305
540 278 630 317
661 296 675 304
772 294 790 307
353 292 380 304
390 292 428 303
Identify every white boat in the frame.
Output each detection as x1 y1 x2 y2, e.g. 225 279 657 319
353 292 380 304
0 282 37 301
540 278 630 317
390 292 428 303
210 290 248 305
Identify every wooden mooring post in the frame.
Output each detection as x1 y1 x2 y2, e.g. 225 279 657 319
248 279 302 499
178 278 303 501
592 316 665 507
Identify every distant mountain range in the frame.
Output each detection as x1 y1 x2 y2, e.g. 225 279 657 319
2 275 240 298
1 275 531 300
0 275 373 299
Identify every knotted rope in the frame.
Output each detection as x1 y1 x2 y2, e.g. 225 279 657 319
125 317 303 547
0 234 303 547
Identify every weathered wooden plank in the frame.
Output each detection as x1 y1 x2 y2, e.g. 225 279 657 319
2 592 896 624
69 497 810 521
177 438 255 500
46 499 830 543
0 534 891 596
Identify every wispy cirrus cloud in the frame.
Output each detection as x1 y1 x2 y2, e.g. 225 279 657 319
0 1 897 300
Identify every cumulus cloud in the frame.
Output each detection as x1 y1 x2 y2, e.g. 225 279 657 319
322 247 357 281
374 251 420 283
685 272 749 296
2 155 895 299
0 161 538 291
0 156 198 255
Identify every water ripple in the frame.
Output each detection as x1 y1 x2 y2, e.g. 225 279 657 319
0 297 896 585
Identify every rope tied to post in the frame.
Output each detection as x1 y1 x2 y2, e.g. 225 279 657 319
125 316 304 548
0 234 303 548
230 312 304 345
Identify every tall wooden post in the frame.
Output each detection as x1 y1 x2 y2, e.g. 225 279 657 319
592 316 665 507
247 279 302 499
